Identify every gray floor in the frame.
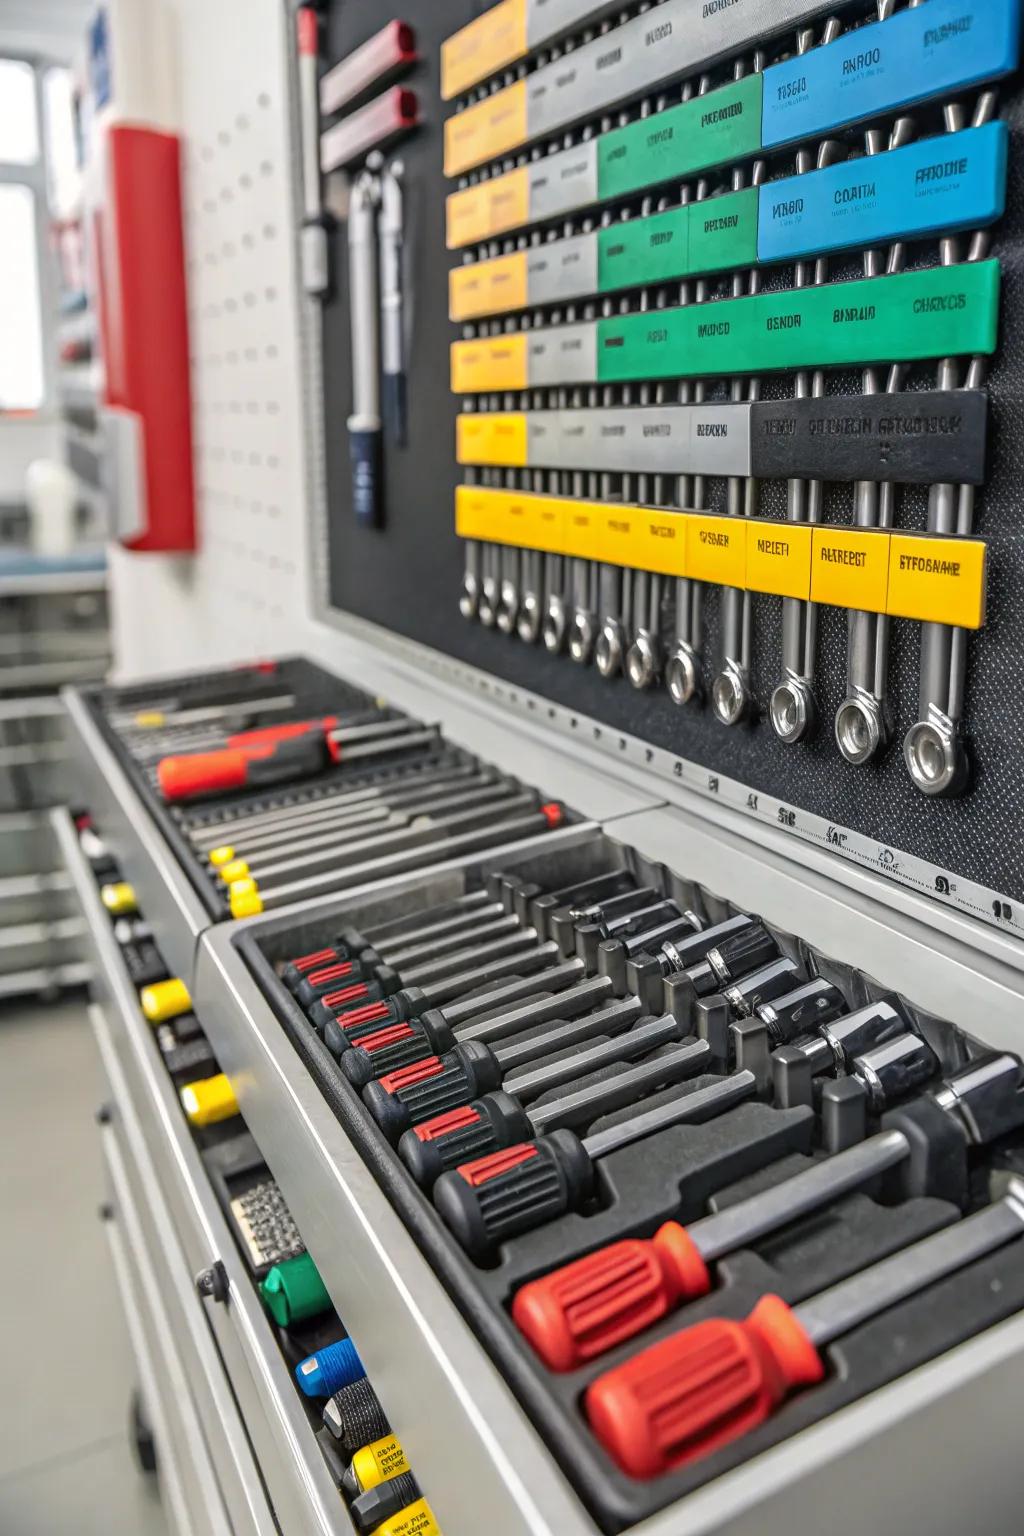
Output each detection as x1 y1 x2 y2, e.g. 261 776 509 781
0 998 169 1535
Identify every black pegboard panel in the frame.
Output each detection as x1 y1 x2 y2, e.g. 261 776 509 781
320 1 1024 903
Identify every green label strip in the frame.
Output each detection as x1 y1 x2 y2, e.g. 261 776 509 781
596 74 764 202
596 260 1000 382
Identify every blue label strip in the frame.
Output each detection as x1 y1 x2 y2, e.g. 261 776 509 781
762 0 1021 149
758 121 1009 263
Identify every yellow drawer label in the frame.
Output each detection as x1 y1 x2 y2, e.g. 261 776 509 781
450 333 528 393
456 413 528 467
635 510 689 577
745 522 813 600
449 252 528 321
811 527 890 613
687 515 747 587
442 0 527 101
562 500 604 560
446 168 530 249
533 496 567 552
597 506 641 566
455 485 511 542
444 79 528 177
886 534 987 629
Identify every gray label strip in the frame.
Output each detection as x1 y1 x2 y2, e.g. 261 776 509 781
525 0 849 143
526 0 624 51
527 322 599 385
527 140 599 223
522 404 752 473
750 391 988 485
527 232 599 305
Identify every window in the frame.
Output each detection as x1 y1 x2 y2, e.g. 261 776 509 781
0 60 39 164
0 185 44 410
0 58 48 412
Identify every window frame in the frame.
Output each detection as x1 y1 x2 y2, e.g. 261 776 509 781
0 54 60 417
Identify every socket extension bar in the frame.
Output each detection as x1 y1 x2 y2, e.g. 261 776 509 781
445 0 1019 242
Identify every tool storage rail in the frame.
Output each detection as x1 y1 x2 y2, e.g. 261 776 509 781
58 653 1024 1536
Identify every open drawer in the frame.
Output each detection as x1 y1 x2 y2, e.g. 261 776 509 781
56 808 355 1536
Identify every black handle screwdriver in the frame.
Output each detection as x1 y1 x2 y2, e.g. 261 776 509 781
281 891 498 988
335 970 623 1084
366 1018 711 1146
398 1016 711 1183
360 994 664 1138
434 1070 758 1260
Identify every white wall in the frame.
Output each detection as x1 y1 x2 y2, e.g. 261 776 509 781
0 0 93 63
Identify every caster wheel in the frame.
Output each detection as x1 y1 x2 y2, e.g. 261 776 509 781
130 1389 158 1475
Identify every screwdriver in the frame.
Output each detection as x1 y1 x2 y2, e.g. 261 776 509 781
291 910 520 1003
311 938 567 1043
222 789 540 889
399 1016 711 1184
158 717 438 802
228 803 565 916
205 769 503 866
361 1001 701 1141
331 969 624 1080
518 1051 1024 1368
433 1071 758 1259
316 955 595 1059
524 870 639 942
188 758 477 849
585 1179 1024 1478
282 893 497 987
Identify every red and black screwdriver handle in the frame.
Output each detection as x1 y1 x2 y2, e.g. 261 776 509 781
433 1130 596 1258
361 1041 507 1143
158 717 343 801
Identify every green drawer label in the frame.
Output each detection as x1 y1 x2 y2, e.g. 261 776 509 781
596 260 1000 381
598 206 689 292
750 259 1001 372
597 73 764 203
687 187 759 275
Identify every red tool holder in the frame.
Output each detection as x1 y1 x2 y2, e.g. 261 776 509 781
93 122 196 552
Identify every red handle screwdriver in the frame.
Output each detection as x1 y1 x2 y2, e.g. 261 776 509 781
586 1180 1024 1479
157 717 436 801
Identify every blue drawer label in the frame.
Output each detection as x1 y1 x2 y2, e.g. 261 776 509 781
763 0 1021 148
758 121 1009 263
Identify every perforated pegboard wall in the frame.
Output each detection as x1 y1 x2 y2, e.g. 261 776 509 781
106 0 314 680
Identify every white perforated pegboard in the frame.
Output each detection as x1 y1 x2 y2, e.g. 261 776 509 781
107 0 315 680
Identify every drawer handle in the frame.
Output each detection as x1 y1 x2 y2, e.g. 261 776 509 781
195 1260 229 1305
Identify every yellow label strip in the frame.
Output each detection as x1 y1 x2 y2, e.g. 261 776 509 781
450 252 529 321
444 79 528 177
456 413 529 467
446 169 530 250
454 488 988 627
449 333 529 394
441 0 528 101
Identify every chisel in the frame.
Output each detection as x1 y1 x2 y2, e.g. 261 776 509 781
363 1006 705 1143
586 1178 1024 1477
434 1071 758 1259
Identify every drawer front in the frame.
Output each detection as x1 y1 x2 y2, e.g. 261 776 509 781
94 1004 277 1536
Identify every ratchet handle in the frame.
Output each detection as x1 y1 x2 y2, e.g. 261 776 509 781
585 1296 824 1478
361 1041 503 1142
398 1090 533 1187
433 1131 594 1259
512 1221 711 1371
339 1015 456 1086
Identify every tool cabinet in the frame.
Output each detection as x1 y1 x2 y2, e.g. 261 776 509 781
57 0 1024 1531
